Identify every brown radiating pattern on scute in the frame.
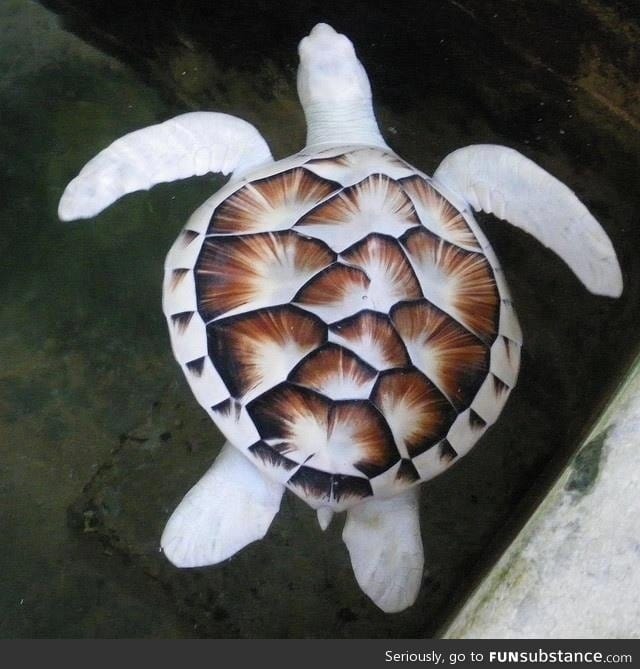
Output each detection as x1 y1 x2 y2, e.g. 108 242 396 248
439 439 458 463
248 441 298 472
400 176 481 251
371 369 457 458
304 149 414 184
207 306 326 398
402 227 499 342
493 374 511 395
294 263 370 321
170 268 190 290
308 149 410 173
330 402 399 477
195 231 335 321
295 174 420 250
341 235 422 311
247 384 329 462
469 409 488 429
288 467 373 503
248 384 399 478
171 311 194 334
208 167 338 234
289 343 377 400
391 300 489 409
185 356 205 377
503 336 517 361
180 229 200 247
329 311 410 370
396 459 420 483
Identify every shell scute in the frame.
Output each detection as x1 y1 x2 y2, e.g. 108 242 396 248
207 167 339 235
195 230 335 321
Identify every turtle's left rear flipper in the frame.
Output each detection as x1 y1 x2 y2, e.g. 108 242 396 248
58 112 273 221
161 442 284 567
433 144 623 298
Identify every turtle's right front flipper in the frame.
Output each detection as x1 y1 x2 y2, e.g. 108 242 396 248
433 144 623 298
58 112 273 221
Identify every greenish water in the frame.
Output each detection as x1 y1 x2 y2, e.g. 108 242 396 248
2 0 639 638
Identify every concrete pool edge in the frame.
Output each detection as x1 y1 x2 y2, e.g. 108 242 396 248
441 354 640 639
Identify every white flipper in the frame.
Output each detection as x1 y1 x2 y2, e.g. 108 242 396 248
433 144 623 297
342 487 424 613
59 112 273 221
161 442 284 568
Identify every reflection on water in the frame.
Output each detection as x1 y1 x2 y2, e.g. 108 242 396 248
1 0 639 638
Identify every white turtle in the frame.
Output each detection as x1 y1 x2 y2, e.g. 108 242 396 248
59 23 622 613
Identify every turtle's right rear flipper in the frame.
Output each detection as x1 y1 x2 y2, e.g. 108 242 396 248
342 487 424 613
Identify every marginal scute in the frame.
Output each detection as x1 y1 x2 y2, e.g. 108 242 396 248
439 440 458 463
248 441 299 475
180 229 200 246
469 409 488 429
489 335 521 387
304 149 415 185
288 467 373 507
469 372 513 428
171 311 194 334
446 408 488 458
209 397 260 447
185 356 206 377
170 268 190 290
492 374 511 396
396 459 421 483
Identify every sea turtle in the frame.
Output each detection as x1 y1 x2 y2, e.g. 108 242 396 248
58 23 622 613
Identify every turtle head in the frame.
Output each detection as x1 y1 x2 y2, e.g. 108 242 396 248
297 24 386 150
297 24 372 108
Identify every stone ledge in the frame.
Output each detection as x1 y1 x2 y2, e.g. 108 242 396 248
443 357 640 638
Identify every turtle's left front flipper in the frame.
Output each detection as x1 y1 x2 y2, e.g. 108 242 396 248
58 112 273 221
433 144 623 297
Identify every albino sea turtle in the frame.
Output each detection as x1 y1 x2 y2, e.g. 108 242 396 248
59 23 622 613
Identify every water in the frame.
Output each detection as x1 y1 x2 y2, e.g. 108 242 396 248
2 0 639 638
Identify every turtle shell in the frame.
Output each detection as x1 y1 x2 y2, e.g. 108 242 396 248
163 147 522 511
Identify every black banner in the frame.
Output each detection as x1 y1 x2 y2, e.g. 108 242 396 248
3 639 637 669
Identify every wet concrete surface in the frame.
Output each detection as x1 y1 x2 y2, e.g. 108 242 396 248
2 0 639 637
